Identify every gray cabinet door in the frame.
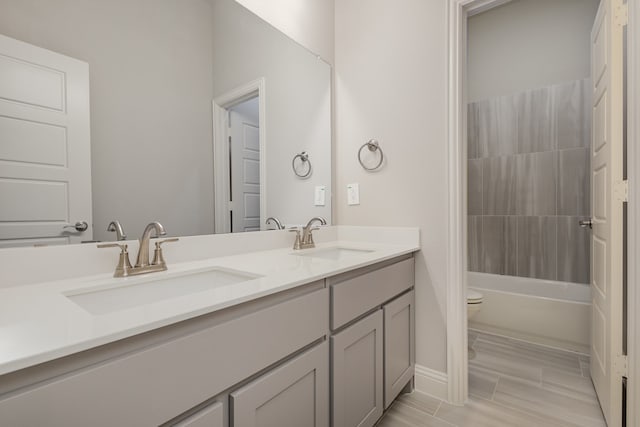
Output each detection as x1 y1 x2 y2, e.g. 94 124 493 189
331 310 383 427
231 342 329 427
172 401 224 427
383 290 415 408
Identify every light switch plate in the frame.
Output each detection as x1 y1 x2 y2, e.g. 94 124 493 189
314 185 326 206
347 183 360 205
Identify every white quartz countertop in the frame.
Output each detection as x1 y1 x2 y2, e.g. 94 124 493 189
0 227 419 376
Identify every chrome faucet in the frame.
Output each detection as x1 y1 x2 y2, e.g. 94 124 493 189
291 217 326 250
266 217 285 230
107 220 127 241
98 221 178 277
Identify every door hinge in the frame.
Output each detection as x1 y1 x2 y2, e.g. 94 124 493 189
614 354 628 376
615 3 628 26
614 180 629 202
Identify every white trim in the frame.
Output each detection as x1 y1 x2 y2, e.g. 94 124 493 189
447 0 519 406
447 0 470 406
414 364 449 401
466 0 512 17
212 102 230 234
627 0 639 424
212 78 267 234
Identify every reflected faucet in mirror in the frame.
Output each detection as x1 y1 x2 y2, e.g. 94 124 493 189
98 221 179 277
266 217 285 230
107 221 127 241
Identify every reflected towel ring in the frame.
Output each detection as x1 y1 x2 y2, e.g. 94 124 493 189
292 151 312 178
358 139 384 171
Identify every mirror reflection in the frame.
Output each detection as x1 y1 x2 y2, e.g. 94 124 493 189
0 0 331 247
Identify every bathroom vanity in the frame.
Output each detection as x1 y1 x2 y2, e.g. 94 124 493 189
0 226 419 427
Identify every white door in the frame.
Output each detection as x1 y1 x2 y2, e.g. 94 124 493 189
229 98 260 233
0 34 92 247
590 0 626 424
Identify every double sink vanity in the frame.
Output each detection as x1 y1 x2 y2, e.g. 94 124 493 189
0 226 419 427
0 1 417 425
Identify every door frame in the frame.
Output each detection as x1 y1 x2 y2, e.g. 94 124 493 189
212 78 266 234
446 0 639 416
627 0 640 422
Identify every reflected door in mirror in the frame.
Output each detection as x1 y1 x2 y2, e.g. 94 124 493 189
0 34 92 248
230 97 261 233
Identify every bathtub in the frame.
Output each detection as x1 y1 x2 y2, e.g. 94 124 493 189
468 272 591 354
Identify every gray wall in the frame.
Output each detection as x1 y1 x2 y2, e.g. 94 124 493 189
467 80 591 284
0 0 216 241
467 0 600 102
234 0 334 64
212 0 331 226
335 0 449 372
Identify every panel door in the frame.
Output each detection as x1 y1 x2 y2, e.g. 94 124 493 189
230 98 260 233
331 310 383 427
0 34 92 246
383 290 415 409
231 342 329 427
589 0 625 425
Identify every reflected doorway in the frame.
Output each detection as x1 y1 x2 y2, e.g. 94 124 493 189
228 97 260 232
212 78 266 235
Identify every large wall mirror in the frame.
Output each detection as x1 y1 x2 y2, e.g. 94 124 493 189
0 0 331 247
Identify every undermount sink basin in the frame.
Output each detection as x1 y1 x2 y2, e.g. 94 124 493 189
294 247 374 260
65 267 260 315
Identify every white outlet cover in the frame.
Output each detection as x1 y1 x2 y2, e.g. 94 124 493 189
347 183 360 205
314 186 326 206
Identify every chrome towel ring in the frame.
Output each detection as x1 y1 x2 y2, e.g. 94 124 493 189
358 139 384 171
292 151 312 178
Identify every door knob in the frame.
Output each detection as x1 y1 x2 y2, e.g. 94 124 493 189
578 219 593 229
63 221 89 232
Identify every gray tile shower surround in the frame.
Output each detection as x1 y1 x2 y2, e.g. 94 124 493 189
467 79 591 284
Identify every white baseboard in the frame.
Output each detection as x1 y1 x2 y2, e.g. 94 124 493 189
414 364 448 401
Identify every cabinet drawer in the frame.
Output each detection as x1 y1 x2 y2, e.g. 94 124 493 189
231 342 329 427
172 401 224 427
330 257 414 329
0 288 328 427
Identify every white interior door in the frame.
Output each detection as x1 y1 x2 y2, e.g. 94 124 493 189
0 34 92 247
229 98 260 233
590 0 626 424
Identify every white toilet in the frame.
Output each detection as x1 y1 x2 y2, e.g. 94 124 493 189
467 288 484 359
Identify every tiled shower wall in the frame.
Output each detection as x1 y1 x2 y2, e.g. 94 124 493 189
467 79 591 284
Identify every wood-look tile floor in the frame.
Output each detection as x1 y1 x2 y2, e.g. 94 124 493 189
377 331 606 427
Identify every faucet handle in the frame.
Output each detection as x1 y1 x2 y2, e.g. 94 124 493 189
97 243 133 277
288 227 302 250
152 238 179 267
97 242 125 250
156 237 179 246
